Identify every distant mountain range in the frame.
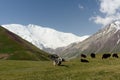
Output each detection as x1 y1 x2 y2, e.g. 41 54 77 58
3 21 120 60
0 26 49 60
60 21 120 59
2 24 89 53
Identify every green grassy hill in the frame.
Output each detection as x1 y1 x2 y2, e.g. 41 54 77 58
0 26 50 60
0 54 120 80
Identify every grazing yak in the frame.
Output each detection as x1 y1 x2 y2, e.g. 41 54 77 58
112 53 119 58
80 59 89 63
81 54 87 58
53 57 63 66
49 54 64 66
102 53 111 59
90 53 96 58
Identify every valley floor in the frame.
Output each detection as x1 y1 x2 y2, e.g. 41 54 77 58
0 55 120 80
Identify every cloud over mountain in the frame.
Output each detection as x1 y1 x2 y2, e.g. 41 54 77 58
91 0 120 26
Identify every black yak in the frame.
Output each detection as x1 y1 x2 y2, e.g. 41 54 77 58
102 53 111 59
80 59 89 63
112 53 119 58
90 53 96 58
81 54 87 58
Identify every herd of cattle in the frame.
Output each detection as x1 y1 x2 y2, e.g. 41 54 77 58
50 53 119 66
80 53 119 63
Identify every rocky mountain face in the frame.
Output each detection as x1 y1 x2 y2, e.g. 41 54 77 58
61 21 120 59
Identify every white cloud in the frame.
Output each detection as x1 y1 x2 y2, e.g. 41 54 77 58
91 13 120 26
91 0 120 26
78 4 84 10
90 16 113 26
100 0 120 15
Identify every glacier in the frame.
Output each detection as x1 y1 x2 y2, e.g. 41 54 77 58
2 24 89 49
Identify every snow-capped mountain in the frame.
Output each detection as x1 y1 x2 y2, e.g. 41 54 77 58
2 24 89 51
60 20 120 59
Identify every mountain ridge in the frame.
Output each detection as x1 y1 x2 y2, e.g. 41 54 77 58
60 20 120 59
2 24 89 52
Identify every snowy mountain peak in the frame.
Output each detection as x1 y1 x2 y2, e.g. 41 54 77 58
107 20 120 31
99 20 120 35
2 24 89 50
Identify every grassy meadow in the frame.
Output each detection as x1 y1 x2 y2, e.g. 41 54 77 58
0 54 120 80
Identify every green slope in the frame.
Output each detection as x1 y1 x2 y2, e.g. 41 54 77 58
0 26 50 61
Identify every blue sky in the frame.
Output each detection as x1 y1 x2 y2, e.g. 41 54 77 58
0 0 108 36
